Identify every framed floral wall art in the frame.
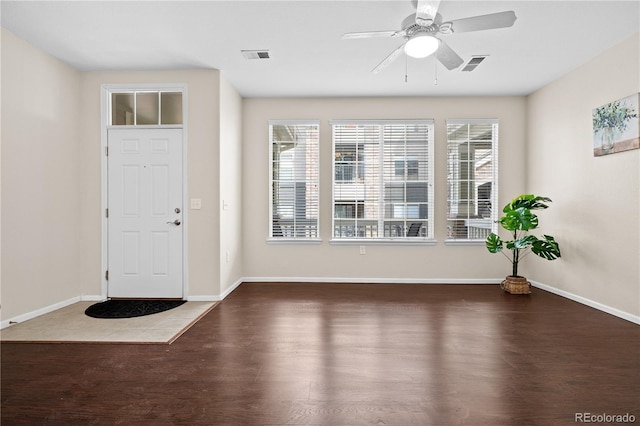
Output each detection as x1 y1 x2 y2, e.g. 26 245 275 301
593 93 639 157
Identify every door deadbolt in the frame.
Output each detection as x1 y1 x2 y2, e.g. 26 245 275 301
175 208 181 213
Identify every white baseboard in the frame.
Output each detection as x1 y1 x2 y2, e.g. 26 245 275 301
1 284 242 328
184 277 497 301
186 278 243 302
5 279 636 329
220 278 243 299
81 295 107 302
243 278 640 325
242 276 501 285
531 280 640 325
1 296 81 329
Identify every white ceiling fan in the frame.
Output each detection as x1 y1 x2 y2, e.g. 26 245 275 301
342 0 517 73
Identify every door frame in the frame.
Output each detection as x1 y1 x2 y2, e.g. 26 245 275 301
100 83 189 299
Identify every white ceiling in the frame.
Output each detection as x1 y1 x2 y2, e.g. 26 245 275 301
1 1 638 98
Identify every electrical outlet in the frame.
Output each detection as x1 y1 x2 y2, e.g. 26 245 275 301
359 246 366 255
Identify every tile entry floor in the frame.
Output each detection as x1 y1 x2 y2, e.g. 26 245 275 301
1 301 217 344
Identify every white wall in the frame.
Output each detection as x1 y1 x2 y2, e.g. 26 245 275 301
526 34 640 319
219 75 243 295
1 28 82 320
242 97 527 281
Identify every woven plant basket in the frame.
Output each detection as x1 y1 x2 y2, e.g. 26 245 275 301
500 276 531 294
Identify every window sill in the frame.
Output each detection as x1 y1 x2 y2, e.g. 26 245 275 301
330 238 437 246
267 238 322 245
444 239 487 246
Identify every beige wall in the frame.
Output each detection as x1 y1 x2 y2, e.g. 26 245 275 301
219 75 243 294
1 29 82 320
80 69 223 298
526 34 640 318
242 97 527 281
2 26 637 322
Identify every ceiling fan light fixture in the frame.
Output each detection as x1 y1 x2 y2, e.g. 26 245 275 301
404 35 439 58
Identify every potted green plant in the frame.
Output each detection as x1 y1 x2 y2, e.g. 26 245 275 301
485 194 561 294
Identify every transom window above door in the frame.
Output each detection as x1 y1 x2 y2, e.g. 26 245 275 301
111 91 183 126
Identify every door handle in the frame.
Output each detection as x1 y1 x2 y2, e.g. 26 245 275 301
167 219 181 226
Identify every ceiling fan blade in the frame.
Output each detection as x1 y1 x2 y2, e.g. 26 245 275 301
415 0 441 26
449 11 517 33
371 43 406 74
435 40 464 70
342 30 400 39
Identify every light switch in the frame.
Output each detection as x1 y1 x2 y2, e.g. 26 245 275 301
190 198 202 210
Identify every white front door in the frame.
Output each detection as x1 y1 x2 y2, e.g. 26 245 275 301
107 128 184 298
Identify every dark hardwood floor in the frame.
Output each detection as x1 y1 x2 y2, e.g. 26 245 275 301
2 283 639 425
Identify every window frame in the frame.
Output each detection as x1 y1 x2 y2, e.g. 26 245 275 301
330 119 435 245
268 120 321 244
110 90 184 126
445 119 499 245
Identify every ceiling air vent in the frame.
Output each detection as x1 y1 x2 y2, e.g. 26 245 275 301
241 50 270 60
460 55 488 72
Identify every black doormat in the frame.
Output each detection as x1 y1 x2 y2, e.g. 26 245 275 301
85 299 186 319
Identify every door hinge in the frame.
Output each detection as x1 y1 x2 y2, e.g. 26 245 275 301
105 208 109 218
105 146 109 156
105 270 109 281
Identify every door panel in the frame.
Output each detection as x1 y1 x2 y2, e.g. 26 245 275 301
122 231 140 275
122 165 140 216
108 128 183 298
151 165 169 215
151 231 170 276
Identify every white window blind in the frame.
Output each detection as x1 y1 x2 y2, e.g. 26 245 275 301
332 120 434 241
269 121 320 240
446 119 498 241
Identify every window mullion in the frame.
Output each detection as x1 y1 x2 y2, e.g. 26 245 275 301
292 138 298 237
377 126 385 238
403 128 408 231
157 92 162 126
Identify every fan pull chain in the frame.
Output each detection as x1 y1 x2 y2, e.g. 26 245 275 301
405 55 408 83
434 60 438 86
